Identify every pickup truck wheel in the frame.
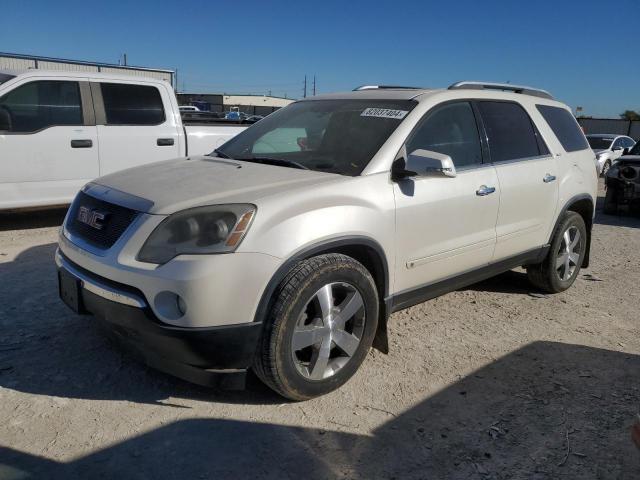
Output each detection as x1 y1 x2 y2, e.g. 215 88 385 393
526 212 587 293
253 253 378 401
603 187 618 215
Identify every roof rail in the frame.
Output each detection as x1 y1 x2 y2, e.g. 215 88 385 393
353 85 422 91
448 81 553 100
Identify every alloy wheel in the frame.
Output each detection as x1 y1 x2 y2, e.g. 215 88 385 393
556 226 581 281
291 282 365 380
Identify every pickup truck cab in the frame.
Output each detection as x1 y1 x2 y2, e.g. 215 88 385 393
56 82 598 400
0 69 246 210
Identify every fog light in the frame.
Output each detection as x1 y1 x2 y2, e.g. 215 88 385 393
154 291 187 320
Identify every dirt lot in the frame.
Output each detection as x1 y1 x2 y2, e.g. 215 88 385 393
1 182 639 479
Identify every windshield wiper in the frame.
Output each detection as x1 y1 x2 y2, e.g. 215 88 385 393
237 157 310 170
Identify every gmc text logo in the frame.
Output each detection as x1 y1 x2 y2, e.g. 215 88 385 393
77 206 107 230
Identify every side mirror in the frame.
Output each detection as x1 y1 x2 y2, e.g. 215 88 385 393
0 107 11 131
398 149 457 179
612 145 623 152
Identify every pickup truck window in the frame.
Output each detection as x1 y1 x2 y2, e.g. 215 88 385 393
100 83 165 125
216 99 416 176
0 80 83 133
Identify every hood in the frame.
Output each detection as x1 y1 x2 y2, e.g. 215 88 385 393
92 156 340 214
617 155 640 165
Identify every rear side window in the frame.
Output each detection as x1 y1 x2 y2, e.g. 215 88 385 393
536 105 589 153
100 83 165 125
407 101 483 168
0 80 83 133
478 101 543 162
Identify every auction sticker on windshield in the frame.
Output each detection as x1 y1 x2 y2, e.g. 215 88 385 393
360 108 409 119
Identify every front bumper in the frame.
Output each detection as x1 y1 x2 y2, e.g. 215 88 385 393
606 176 640 203
56 250 263 388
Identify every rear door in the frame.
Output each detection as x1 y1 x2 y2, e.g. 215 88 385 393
476 101 558 261
394 101 500 293
0 78 99 209
93 81 180 176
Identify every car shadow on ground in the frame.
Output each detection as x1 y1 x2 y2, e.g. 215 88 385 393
0 207 68 232
0 242 282 407
1 341 638 479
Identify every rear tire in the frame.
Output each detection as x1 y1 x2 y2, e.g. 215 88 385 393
253 253 378 401
603 187 618 215
527 212 587 293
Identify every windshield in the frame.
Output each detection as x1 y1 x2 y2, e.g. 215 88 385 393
215 99 416 176
587 136 614 150
0 73 15 86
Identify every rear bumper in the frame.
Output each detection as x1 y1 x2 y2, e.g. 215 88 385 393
56 250 262 389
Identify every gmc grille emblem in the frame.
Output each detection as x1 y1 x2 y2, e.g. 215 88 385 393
77 206 108 230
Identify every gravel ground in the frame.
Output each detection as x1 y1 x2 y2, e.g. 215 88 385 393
0 181 639 479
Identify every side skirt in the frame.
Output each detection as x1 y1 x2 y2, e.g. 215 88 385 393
387 246 549 313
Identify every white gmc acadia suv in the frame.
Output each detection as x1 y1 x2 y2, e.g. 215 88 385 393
56 82 598 400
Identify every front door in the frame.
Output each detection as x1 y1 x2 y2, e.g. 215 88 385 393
394 101 500 293
0 78 99 209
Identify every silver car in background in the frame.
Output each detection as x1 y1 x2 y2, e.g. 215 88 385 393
586 134 636 175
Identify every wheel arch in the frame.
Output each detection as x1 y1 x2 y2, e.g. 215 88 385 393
551 194 594 268
253 235 391 353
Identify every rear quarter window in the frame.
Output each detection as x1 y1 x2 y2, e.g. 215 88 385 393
536 105 589 153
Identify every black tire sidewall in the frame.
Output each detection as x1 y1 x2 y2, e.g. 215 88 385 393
272 259 378 399
546 213 587 291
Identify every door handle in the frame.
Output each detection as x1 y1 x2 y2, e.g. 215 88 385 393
71 139 93 148
476 185 496 196
157 138 175 146
543 174 557 183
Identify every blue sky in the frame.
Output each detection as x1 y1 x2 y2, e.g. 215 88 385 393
2 0 638 117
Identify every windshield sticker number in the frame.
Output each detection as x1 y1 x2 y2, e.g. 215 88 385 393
361 108 409 119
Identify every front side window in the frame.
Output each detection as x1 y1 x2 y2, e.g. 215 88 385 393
537 105 589 153
406 101 483 168
0 80 82 133
478 101 542 162
612 137 625 149
100 83 165 125
216 99 416 176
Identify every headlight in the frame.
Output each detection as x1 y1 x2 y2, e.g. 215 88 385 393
138 204 256 264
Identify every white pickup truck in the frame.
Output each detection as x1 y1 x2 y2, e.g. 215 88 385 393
0 69 248 210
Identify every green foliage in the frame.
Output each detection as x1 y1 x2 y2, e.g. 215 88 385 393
620 110 640 121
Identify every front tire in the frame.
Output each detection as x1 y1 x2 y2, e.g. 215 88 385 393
527 212 587 293
254 253 379 401
601 160 611 177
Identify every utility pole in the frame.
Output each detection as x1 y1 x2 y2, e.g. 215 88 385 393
303 75 307 99
123 53 127 66
313 75 316 96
